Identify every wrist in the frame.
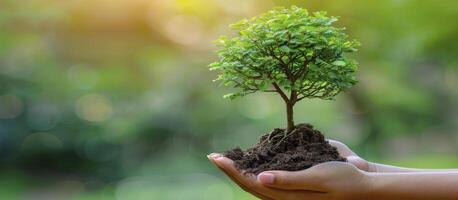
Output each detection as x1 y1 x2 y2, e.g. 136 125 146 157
356 171 378 200
367 162 378 172
341 169 377 200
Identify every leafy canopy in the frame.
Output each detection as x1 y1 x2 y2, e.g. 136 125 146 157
210 6 360 103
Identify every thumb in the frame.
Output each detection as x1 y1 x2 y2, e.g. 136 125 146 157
257 170 325 191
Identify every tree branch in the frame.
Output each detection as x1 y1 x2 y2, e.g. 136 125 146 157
290 90 298 105
271 53 293 80
232 67 262 80
272 82 289 103
296 95 307 101
293 56 309 79
263 89 278 92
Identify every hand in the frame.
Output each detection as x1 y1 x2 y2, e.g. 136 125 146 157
207 140 370 200
327 140 370 172
208 154 370 200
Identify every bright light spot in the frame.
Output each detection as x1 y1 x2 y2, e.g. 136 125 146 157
67 65 98 90
75 94 113 122
27 103 59 131
165 15 204 46
22 132 63 151
444 68 458 95
0 94 23 119
214 0 273 15
3 37 44 78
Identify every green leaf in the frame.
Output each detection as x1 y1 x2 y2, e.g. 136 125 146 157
208 63 220 71
210 6 359 103
332 60 346 66
223 93 239 100
280 45 291 53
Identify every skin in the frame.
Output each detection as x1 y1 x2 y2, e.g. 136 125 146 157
208 140 458 200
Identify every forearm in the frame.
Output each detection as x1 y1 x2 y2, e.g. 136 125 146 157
368 162 423 172
368 162 458 173
365 171 458 200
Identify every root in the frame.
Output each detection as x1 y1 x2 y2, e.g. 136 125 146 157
260 129 276 145
274 129 298 149
261 127 299 149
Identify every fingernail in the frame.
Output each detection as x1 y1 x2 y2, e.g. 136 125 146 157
212 156 229 167
207 153 222 160
258 172 275 185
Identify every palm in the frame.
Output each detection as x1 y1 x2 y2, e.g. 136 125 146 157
327 140 369 171
208 140 369 200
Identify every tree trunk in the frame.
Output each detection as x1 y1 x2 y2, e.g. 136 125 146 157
286 102 294 132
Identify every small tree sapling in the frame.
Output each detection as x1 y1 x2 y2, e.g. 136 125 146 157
210 6 360 134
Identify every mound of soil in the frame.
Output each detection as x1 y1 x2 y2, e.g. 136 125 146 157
224 123 346 174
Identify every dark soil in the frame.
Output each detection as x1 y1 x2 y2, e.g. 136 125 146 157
224 123 346 174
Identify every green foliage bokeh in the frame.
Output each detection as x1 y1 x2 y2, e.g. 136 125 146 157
0 0 457 199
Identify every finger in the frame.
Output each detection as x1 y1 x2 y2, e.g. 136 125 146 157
347 155 370 172
212 157 278 199
208 154 274 200
327 140 355 157
257 171 326 199
257 170 326 191
327 140 370 171
212 156 322 200
258 162 361 192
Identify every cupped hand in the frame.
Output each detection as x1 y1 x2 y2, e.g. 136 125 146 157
327 140 370 172
208 154 370 200
207 140 370 200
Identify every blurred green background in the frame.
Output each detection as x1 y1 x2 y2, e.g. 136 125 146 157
0 0 457 199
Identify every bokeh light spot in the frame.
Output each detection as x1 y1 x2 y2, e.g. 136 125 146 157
75 94 113 122
214 0 266 16
0 95 24 119
444 68 458 95
22 132 63 151
165 15 204 46
27 103 59 131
